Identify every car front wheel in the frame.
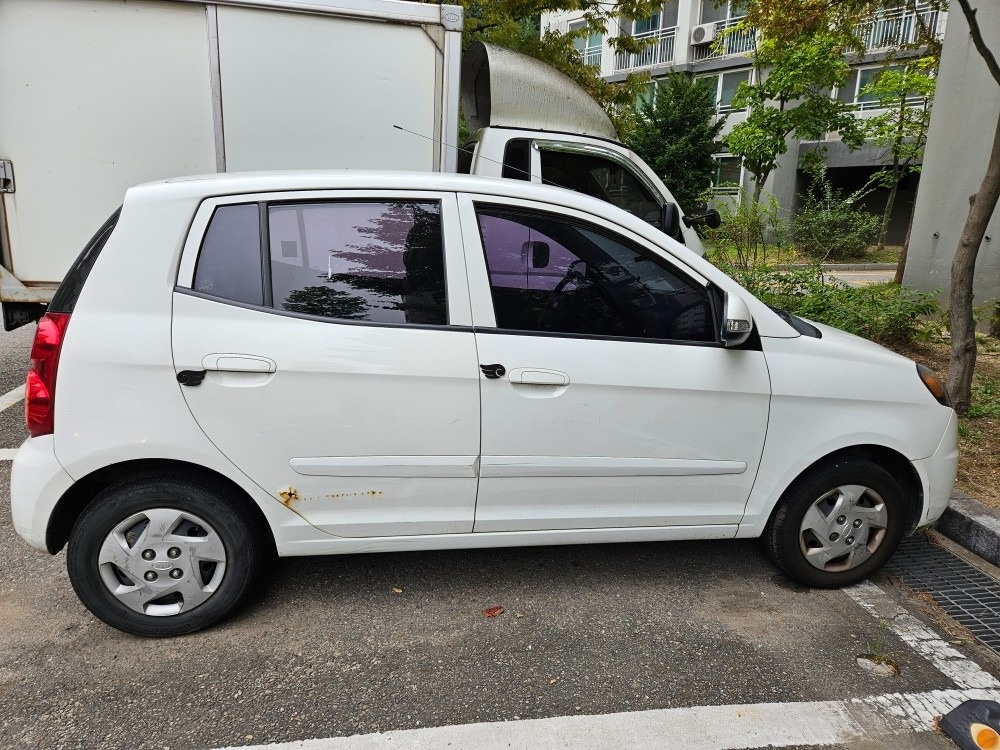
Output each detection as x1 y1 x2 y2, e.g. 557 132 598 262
67 474 267 637
764 458 906 589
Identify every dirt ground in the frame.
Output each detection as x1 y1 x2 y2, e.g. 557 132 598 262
895 335 1000 508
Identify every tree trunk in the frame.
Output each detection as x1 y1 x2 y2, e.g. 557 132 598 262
878 171 900 255
947 115 1000 414
893 190 918 285
990 301 1000 339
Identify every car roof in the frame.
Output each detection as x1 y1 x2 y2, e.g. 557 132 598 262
136 169 615 216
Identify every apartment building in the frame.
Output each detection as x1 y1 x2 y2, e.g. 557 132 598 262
541 1 945 243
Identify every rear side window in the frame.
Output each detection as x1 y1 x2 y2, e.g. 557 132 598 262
193 204 263 306
49 209 121 313
502 139 531 181
456 142 476 174
268 201 446 325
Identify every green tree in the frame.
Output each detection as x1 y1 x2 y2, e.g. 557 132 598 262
625 73 725 213
860 59 935 260
457 0 667 135
947 0 1000 414
724 3 869 204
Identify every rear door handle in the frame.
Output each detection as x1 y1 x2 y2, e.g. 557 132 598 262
508 368 569 386
201 354 276 373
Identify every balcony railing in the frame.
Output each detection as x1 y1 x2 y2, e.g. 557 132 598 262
581 45 602 67
615 26 677 71
692 17 756 63
856 4 942 52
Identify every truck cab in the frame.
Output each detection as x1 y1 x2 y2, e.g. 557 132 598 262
459 43 707 256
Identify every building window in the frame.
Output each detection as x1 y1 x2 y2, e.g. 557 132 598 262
835 65 922 111
701 0 746 24
712 155 742 195
698 69 752 113
570 21 603 67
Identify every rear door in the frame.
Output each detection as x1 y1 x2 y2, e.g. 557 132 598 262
459 195 771 532
172 190 481 538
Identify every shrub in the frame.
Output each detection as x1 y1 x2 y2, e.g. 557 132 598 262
721 264 937 345
792 174 880 261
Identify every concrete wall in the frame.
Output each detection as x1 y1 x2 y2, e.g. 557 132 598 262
903 3 1000 301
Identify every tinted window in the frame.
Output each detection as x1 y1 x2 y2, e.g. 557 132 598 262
49 209 121 313
457 142 476 175
502 139 531 181
538 150 660 225
268 201 446 325
477 206 715 343
193 204 263 306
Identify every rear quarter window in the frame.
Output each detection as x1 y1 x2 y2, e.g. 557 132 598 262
192 204 264 306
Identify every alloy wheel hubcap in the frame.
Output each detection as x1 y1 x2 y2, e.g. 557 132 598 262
798 484 888 572
97 508 227 616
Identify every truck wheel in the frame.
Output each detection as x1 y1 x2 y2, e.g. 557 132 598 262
764 458 905 589
67 475 267 637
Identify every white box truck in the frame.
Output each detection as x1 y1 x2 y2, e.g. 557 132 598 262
0 0 708 330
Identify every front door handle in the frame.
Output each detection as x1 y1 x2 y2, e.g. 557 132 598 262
201 354 276 373
508 368 569 386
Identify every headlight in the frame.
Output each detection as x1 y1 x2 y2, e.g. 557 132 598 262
917 363 952 407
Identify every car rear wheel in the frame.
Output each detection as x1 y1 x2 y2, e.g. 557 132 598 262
67 475 267 637
764 458 906 589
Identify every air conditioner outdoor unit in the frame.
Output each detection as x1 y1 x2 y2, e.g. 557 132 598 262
691 23 717 45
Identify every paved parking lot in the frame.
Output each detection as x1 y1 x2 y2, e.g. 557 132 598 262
1 325 997 750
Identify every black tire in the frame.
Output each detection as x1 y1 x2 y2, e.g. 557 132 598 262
67 474 268 637
763 458 906 589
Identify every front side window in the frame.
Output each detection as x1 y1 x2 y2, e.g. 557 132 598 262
476 205 715 343
268 201 446 325
539 149 661 226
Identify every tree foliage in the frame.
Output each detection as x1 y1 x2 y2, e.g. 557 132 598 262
724 5 870 203
625 73 726 213
860 58 936 253
455 0 664 135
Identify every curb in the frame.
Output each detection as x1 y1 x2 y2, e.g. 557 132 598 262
935 490 1000 569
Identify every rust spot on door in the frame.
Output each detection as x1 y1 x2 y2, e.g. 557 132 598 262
278 487 300 506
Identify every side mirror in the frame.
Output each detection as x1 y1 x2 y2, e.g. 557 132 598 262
660 203 682 241
682 208 722 230
522 241 550 269
722 293 753 347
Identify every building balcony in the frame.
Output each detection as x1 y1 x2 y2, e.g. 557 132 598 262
615 26 677 72
691 17 756 64
855 3 943 52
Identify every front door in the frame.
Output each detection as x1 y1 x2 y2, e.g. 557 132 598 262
172 192 480 538
459 196 771 532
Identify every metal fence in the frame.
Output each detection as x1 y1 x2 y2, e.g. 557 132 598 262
614 26 677 71
691 17 755 63
856 4 941 51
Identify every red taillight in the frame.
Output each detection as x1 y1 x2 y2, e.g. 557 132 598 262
26 312 71 437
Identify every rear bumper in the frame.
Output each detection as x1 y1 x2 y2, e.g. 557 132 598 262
913 410 959 528
10 436 75 552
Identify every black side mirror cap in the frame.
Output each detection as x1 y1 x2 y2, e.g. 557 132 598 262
682 208 722 230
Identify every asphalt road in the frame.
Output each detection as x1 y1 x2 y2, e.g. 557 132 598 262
0 323 992 750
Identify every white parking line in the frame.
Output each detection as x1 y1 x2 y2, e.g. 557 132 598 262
208 579 1000 750
211 688 1000 750
0 384 24 413
846 580 1000 690
0 449 17 461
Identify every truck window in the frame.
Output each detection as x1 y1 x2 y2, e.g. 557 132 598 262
502 139 531 181
539 150 660 225
456 142 476 174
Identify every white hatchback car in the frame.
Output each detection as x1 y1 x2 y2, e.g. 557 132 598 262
12 172 957 636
